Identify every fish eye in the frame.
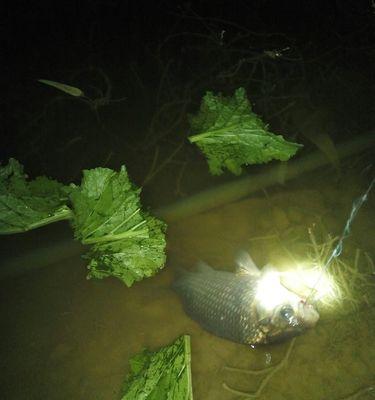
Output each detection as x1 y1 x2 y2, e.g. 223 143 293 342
279 306 294 321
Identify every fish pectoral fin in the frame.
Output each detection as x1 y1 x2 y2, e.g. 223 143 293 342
235 250 261 276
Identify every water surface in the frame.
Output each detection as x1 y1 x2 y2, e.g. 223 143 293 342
1 170 374 399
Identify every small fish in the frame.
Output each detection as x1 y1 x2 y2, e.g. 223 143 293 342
173 251 319 346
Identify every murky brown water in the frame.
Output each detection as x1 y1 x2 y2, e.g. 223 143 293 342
1 171 374 399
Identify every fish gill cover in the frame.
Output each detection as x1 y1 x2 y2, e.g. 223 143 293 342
0 159 167 287
188 87 303 175
121 335 193 400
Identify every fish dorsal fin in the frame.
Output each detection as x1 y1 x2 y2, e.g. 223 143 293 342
235 250 260 276
196 261 214 273
262 263 276 271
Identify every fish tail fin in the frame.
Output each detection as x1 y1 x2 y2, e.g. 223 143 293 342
172 267 190 292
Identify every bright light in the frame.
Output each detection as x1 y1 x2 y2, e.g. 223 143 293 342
255 269 301 311
279 263 341 305
255 263 341 311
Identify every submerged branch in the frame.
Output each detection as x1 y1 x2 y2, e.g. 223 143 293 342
223 337 296 398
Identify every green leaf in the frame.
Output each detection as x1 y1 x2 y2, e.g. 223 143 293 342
38 79 84 97
121 335 193 400
0 159 73 234
70 165 167 286
189 87 303 175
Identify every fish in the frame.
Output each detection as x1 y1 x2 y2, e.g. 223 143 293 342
173 251 320 346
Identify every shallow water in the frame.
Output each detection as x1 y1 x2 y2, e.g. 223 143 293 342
1 171 374 399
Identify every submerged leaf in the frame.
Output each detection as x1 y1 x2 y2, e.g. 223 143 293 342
38 79 84 97
0 159 72 234
70 165 167 286
189 87 302 175
121 335 193 400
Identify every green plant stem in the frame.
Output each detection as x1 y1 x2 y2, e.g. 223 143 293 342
109 208 141 235
81 225 148 245
0 208 74 235
188 125 238 142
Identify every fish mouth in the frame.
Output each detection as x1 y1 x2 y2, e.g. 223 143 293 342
266 327 304 344
298 301 320 327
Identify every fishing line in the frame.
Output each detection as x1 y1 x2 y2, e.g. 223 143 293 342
305 177 375 304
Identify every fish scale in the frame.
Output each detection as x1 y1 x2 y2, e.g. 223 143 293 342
173 268 258 344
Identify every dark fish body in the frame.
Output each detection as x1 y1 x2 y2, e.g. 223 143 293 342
173 255 319 346
174 268 260 344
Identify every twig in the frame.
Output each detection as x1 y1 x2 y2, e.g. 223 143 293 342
224 365 275 376
222 337 296 398
142 142 185 186
175 161 187 197
364 252 375 275
143 146 160 184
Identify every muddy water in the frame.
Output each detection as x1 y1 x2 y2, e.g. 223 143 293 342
1 174 374 399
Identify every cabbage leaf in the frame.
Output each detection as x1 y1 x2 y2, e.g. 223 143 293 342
0 158 72 234
189 87 303 175
121 335 193 400
0 159 167 287
70 166 167 286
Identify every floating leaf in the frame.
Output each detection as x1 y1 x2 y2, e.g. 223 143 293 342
189 87 303 175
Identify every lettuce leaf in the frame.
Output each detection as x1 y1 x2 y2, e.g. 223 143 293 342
0 158 72 234
121 335 193 400
70 166 167 286
189 87 303 175
0 159 167 287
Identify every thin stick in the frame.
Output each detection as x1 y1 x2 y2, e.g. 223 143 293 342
364 252 375 274
142 142 184 185
223 365 275 376
142 146 160 185
222 338 296 398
